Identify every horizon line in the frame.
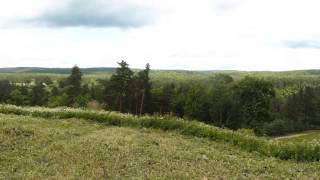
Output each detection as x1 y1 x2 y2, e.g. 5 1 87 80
0 66 320 73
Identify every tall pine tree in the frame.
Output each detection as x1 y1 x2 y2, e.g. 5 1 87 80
66 66 82 106
109 60 134 112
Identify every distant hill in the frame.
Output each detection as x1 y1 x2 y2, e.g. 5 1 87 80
1 67 320 77
0 67 117 74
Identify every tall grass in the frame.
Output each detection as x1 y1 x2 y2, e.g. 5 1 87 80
0 104 319 162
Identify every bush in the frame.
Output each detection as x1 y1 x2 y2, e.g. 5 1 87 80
236 128 256 136
86 100 102 110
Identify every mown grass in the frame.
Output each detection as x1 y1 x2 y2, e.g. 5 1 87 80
0 104 320 162
1 114 320 179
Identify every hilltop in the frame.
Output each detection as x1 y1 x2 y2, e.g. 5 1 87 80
1 112 320 179
0 105 320 179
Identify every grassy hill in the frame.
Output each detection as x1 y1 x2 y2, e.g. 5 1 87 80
1 113 320 179
0 105 320 179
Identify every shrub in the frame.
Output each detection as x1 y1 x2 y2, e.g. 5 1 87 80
236 128 256 136
86 100 102 110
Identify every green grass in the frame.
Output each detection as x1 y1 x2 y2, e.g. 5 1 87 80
277 131 320 142
1 114 320 179
1 105 320 162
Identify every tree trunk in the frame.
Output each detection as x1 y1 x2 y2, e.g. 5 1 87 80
135 94 139 115
139 90 145 116
119 96 122 112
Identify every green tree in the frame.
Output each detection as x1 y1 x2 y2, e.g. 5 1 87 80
66 66 82 106
234 77 276 132
284 86 320 126
210 74 234 85
158 83 175 115
208 74 235 127
30 82 48 106
135 63 152 115
184 84 209 121
209 85 234 127
8 88 29 106
108 60 134 112
0 80 12 103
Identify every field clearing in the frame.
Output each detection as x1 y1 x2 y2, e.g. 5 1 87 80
275 130 320 142
1 114 320 179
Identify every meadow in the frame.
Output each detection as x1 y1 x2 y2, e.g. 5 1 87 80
1 105 320 162
1 111 320 179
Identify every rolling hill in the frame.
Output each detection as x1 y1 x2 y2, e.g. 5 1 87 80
0 105 320 179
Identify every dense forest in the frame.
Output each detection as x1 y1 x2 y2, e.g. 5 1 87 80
1 61 320 136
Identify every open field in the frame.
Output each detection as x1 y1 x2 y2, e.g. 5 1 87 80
1 105 320 162
1 113 320 179
276 130 320 142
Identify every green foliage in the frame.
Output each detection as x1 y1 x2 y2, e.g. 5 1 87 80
134 63 152 114
2 64 320 137
0 80 12 103
105 60 134 112
151 83 175 114
29 82 48 106
8 88 29 106
208 83 235 127
234 77 276 132
48 93 68 108
75 94 92 107
184 84 209 121
65 66 83 106
263 119 308 136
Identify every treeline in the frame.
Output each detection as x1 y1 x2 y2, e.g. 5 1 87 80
0 61 320 136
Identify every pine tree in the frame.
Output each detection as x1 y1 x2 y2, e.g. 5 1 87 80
136 63 151 115
30 81 48 106
66 66 82 106
109 60 134 112
0 80 12 103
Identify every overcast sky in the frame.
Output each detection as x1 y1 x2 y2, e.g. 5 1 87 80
0 0 320 70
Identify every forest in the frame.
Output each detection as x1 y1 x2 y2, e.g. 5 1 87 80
0 61 320 136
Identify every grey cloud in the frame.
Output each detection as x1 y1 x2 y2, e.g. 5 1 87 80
285 41 320 49
26 0 152 28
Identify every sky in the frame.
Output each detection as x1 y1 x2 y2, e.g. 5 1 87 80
0 0 320 71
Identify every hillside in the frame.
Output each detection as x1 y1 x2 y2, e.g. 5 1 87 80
1 113 320 179
0 105 320 179
1 67 320 76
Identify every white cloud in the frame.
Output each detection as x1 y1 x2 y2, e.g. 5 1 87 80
0 0 320 70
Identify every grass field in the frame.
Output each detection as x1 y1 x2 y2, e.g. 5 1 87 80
1 113 320 179
276 130 320 142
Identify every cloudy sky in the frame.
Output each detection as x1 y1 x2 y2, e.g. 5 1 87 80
0 0 320 70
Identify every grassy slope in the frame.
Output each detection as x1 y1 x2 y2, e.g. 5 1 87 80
1 114 320 179
1 105 320 162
